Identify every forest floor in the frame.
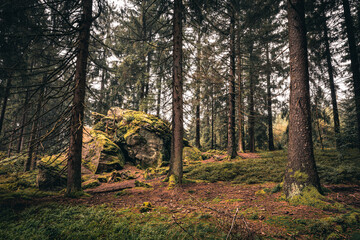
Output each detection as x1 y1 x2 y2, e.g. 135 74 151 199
1 150 360 239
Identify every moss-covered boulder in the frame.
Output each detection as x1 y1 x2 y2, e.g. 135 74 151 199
183 147 203 165
36 154 67 190
82 128 125 174
92 108 171 168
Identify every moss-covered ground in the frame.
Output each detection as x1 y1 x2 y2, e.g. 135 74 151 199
0 148 359 239
184 149 360 185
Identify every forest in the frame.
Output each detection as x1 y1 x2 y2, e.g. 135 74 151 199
0 0 360 239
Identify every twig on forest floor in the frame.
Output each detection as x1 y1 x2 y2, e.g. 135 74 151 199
226 207 239 240
183 188 254 238
172 214 198 240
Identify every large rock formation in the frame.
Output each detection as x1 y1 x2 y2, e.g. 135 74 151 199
82 128 125 174
90 108 171 168
36 154 67 190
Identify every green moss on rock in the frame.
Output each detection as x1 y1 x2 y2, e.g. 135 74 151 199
135 180 152 188
91 108 171 168
183 147 203 165
82 129 125 174
82 179 101 189
140 202 153 213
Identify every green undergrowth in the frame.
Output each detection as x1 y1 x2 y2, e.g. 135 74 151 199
0 203 232 240
287 186 346 211
183 147 203 165
185 149 360 185
184 151 285 184
0 170 59 201
266 210 360 239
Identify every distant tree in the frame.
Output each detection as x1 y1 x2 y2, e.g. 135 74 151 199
283 0 322 198
320 0 341 148
194 32 202 150
266 43 275 151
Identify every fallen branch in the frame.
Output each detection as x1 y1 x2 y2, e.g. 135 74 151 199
226 207 239 240
172 214 198 240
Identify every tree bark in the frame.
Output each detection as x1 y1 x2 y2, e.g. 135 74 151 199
211 82 215 149
0 77 11 139
266 44 275 151
321 5 341 148
248 45 255 153
284 0 322 198
67 0 93 195
195 33 201 149
168 0 183 184
97 50 107 114
7 128 16 158
227 6 237 158
156 67 162 118
25 75 46 171
236 24 244 153
342 0 360 149
17 86 30 153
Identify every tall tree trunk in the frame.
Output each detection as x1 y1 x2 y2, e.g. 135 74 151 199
248 45 255 153
156 68 162 118
144 49 151 113
284 0 322 198
156 62 163 118
237 26 244 153
97 50 107 114
25 76 46 171
195 33 201 149
315 97 324 151
266 44 275 151
7 128 16 158
0 77 11 139
227 6 237 158
321 6 341 148
67 0 93 195
342 0 360 149
211 82 215 149
17 86 30 153
168 0 183 184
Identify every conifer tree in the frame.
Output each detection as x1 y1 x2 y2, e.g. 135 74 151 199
284 0 322 198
